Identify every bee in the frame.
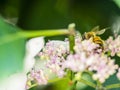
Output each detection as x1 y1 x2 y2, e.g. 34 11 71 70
83 26 109 50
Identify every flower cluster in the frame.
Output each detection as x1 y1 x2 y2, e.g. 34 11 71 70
63 38 118 83
105 36 120 56
39 40 69 77
26 33 120 89
26 69 48 89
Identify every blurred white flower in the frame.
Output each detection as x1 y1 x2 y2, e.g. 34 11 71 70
0 37 44 90
24 37 44 73
0 73 26 90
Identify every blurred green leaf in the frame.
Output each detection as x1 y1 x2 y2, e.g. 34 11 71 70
30 78 71 90
104 74 120 90
76 72 95 90
50 78 70 90
114 0 120 8
0 17 25 80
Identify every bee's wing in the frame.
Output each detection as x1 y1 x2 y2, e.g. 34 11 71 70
96 27 110 35
91 26 100 32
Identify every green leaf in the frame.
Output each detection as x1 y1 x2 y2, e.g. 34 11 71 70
76 73 95 90
0 17 25 80
29 78 70 90
50 78 70 90
104 74 120 90
113 0 120 8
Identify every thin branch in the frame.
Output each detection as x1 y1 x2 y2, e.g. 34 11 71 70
0 29 69 45
105 83 120 89
78 78 96 88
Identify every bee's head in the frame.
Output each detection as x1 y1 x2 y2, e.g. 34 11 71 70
82 32 95 40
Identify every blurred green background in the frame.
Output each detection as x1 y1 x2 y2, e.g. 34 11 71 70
1 0 120 90
0 0 120 33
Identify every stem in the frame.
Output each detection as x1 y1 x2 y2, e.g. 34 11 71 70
48 77 67 83
29 83 38 89
68 23 75 54
67 23 76 81
19 29 69 38
67 23 76 89
105 83 120 89
96 80 102 88
83 71 103 89
69 35 75 54
84 70 94 76
70 81 77 90
0 29 69 45
0 32 22 45
79 78 96 88
28 77 69 89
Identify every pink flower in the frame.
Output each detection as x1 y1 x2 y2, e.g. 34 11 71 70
39 40 69 58
74 39 101 55
62 52 95 72
89 55 118 83
26 69 48 89
105 36 120 57
38 40 69 77
26 34 120 85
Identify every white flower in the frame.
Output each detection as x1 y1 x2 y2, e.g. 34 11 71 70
0 73 27 90
0 37 44 90
24 37 44 72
